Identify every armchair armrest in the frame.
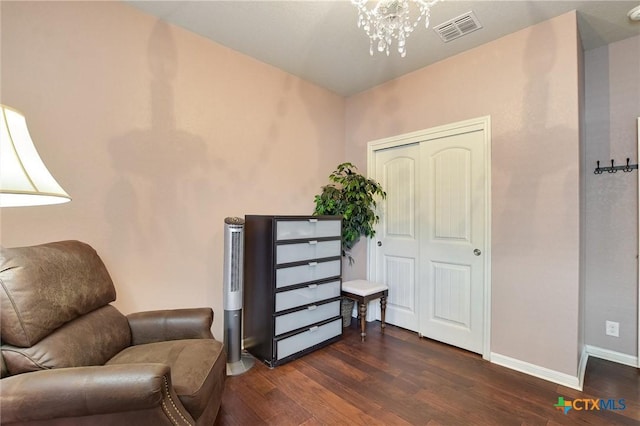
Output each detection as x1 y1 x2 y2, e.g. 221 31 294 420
0 363 194 425
127 308 214 345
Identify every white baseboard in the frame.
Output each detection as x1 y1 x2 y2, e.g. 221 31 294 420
585 345 638 368
578 346 589 390
490 352 582 391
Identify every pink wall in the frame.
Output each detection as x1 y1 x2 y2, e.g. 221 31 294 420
346 12 582 375
584 35 640 356
0 1 345 339
1 2 587 377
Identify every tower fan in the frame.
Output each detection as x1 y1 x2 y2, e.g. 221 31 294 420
223 217 254 375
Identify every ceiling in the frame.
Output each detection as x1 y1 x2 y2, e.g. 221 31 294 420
125 1 640 96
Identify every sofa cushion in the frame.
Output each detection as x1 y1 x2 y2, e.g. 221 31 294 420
2 305 131 375
0 240 117 347
1 351 7 378
107 339 225 420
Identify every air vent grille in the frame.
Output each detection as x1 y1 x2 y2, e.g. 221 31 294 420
223 218 244 311
229 230 241 292
434 11 483 43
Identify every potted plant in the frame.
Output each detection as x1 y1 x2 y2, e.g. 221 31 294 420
313 162 386 327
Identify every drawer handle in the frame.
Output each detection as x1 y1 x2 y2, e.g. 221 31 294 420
307 284 318 289
308 240 318 245
307 305 317 311
308 262 317 267
308 218 318 223
309 326 319 332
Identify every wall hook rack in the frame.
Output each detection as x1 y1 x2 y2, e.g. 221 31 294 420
594 158 638 174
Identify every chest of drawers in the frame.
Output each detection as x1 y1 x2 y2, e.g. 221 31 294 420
243 215 342 367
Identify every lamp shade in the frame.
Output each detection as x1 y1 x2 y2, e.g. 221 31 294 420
0 105 71 207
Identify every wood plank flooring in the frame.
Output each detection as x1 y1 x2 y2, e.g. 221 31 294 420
216 322 639 425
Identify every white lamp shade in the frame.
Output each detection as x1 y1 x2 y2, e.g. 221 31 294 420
0 105 71 207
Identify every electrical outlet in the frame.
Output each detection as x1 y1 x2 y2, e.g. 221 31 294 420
605 320 619 337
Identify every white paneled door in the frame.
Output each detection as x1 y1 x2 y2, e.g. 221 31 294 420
369 118 489 356
373 143 421 331
419 129 486 354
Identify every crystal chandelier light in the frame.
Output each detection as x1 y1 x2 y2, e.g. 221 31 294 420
351 0 441 57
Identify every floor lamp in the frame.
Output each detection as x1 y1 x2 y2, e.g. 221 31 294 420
0 105 71 207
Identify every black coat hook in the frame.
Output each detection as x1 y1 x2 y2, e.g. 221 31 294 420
593 157 637 174
594 160 603 174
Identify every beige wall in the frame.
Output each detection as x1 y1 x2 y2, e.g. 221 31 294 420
0 1 345 339
584 34 640 356
2 2 594 377
346 12 582 376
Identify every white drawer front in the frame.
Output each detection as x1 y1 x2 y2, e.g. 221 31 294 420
275 280 341 312
275 300 340 336
276 260 341 288
276 219 341 241
276 240 341 264
277 318 342 360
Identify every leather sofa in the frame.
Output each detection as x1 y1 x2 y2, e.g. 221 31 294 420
0 240 226 425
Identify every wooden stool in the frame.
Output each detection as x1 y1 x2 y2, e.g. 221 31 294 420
341 280 389 342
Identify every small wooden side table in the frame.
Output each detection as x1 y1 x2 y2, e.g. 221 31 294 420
341 279 389 342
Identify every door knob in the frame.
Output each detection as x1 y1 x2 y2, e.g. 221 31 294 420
473 248 481 256
377 241 382 247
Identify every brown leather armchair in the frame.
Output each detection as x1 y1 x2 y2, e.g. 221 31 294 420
0 240 226 425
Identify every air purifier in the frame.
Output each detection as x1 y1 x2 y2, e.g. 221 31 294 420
223 216 254 375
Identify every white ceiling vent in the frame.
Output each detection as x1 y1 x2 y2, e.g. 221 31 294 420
434 11 483 43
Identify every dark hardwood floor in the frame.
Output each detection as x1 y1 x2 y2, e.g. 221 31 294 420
216 321 639 425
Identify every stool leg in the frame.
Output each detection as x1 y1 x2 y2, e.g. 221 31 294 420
359 301 367 341
380 295 387 333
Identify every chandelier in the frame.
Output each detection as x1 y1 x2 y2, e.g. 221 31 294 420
351 0 441 57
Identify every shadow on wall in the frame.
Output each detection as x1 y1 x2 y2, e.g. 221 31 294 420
494 6 578 255
105 20 210 258
101 16 344 313
491 6 581 374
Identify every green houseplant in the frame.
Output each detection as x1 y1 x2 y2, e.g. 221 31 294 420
313 162 386 262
